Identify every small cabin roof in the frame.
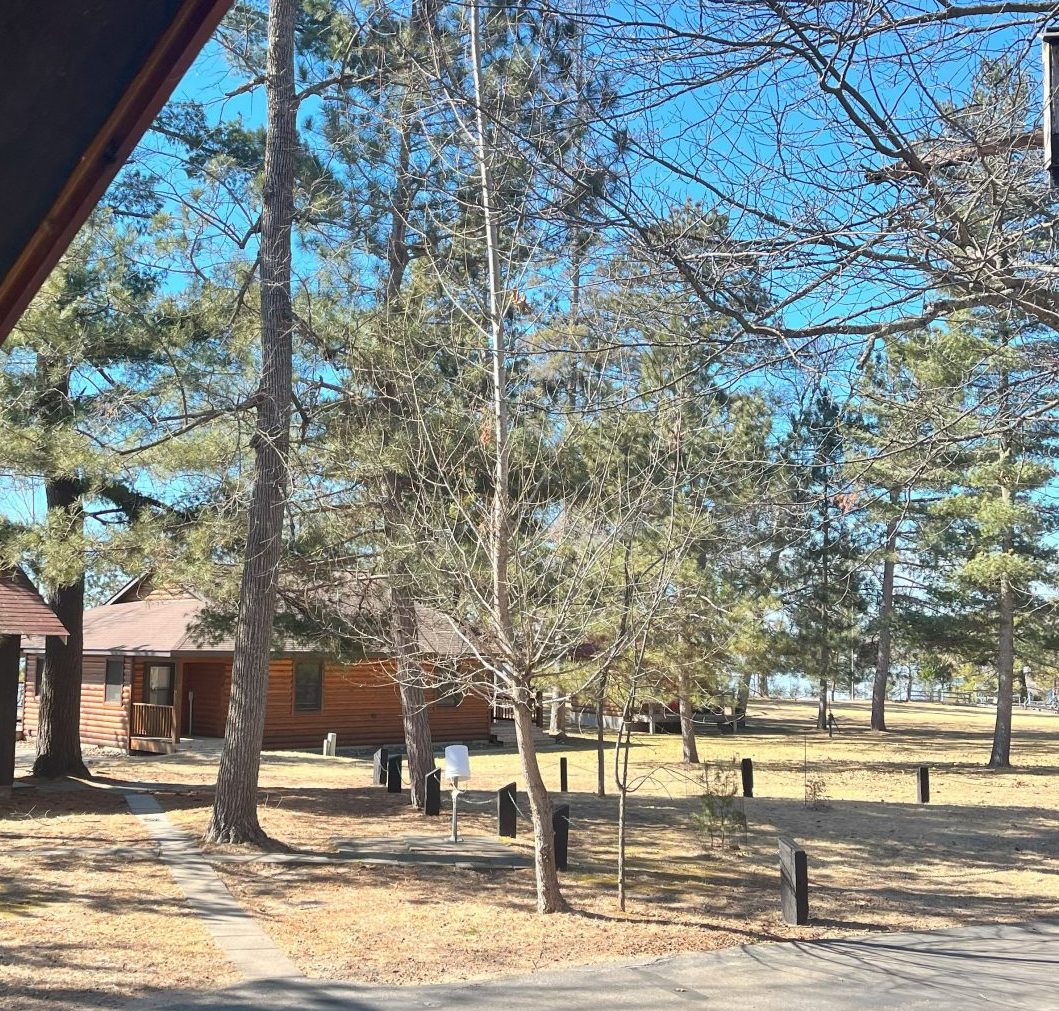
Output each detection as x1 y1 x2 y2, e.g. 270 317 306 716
22 586 471 659
0 567 68 638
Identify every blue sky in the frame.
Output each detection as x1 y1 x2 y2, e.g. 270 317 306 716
2 5 1052 560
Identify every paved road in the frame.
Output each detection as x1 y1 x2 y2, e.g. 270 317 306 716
146 919 1059 1010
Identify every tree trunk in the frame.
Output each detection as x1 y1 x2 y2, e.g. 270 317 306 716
735 669 751 713
379 71 435 804
595 671 607 797
547 685 565 735
615 690 635 912
990 573 1016 768
677 667 698 764
758 673 770 698
513 690 567 913
872 506 898 731
393 588 433 809
817 485 831 730
33 474 89 779
468 0 564 914
816 650 830 731
204 0 295 845
990 574 1015 768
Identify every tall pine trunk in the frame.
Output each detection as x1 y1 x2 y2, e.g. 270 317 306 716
989 411 1015 769
678 667 698 764
991 571 1015 768
204 0 295 845
393 589 433 808
33 476 88 779
817 490 831 731
872 501 898 731
380 13 434 793
990 469 1016 768
736 668 752 713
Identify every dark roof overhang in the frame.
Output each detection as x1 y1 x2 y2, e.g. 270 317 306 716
0 0 232 343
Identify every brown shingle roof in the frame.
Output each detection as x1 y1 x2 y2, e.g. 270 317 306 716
0 567 68 637
24 585 470 658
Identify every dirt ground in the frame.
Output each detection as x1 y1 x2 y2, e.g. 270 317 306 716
4 699 1059 999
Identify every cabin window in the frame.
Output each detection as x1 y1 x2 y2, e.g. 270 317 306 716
105 658 124 704
294 660 323 712
435 681 463 707
31 657 40 696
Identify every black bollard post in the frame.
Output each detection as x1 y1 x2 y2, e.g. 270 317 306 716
559 756 569 793
552 804 570 871
425 768 441 816
498 782 517 838
386 754 402 793
916 766 930 804
741 757 754 798
372 747 388 786
778 836 809 925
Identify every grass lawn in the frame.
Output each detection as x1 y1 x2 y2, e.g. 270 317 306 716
0 784 239 1010
4 698 1059 997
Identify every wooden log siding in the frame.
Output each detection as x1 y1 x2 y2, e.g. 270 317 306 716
23 652 490 751
259 659 491 749
22 653 130 748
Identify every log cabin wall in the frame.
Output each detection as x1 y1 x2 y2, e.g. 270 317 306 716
22 650 491 751
260 658 490 749
22 652 130 748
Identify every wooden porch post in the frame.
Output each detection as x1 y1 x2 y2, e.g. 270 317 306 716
0 634 21 789
173 659 184 743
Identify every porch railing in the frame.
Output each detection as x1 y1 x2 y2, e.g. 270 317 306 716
490 692 544 727
130 702 176 742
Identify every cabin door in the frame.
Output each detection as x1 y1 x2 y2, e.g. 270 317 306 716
146 664 175 707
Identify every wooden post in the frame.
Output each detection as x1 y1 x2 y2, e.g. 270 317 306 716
778 836 809 925
498 781 517 837
322 732 337 757
372 747 388 786
916 766 930 804
552 803 569 871
386 753 402 793
424 768 441 816
741 757 754 798
0 635 21 789
559 756 568 793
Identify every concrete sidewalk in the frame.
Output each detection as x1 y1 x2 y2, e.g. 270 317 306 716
144 919 1059 1010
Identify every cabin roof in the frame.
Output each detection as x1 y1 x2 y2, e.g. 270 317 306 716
0 0 232 344
22 590 471 659
0 567 68 638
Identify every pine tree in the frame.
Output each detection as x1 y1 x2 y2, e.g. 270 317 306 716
781 390 868 730
899 312 1059 767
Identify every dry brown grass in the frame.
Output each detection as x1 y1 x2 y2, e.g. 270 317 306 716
0 786 238 1011
6 699 1059 995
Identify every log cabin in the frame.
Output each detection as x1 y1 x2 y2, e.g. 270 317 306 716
20 575 490 755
